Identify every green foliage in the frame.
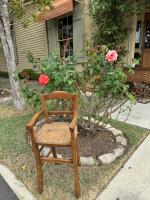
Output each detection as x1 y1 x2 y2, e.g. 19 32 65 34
80 45 129 97
10 0 25 19
40 53 79 93
89 0 150 48
21 83 41 111
10 0 54 26
32 0 54 9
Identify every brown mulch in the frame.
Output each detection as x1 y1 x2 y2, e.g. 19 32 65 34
57 124 120 158
0 89 11 98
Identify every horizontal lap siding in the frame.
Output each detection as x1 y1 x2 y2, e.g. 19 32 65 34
0 9 48 72
15 16 48 70
0 47 7 72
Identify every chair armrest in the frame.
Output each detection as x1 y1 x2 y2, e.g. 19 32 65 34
69 111 78 131
26 110 44 130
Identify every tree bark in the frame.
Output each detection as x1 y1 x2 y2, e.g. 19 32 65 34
0 0 25 110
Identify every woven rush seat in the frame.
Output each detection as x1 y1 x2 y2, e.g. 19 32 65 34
35 122 77 145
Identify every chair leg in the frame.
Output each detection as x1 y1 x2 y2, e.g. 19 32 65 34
33 144 43 194
52 146 57 158
71 143 81 198
76 142 81 166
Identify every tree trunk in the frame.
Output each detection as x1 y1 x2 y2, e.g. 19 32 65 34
0 0 25 111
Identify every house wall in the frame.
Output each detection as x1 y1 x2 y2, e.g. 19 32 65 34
14 6 48 69
84 0 92 41
0 1 90 73
0 5 48 73
0 1 140 74
124 15 137 65
0 47 7 72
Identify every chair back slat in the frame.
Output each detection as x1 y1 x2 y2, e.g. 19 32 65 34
42 91 74 100
41 91 78 122
48 111 73 115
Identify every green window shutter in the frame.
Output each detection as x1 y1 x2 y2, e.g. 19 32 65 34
124 16 137 65
46 19 58 54
73 2 85 63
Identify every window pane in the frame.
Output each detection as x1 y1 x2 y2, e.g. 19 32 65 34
58 15 73 58
58 20 63 40
144 21 150 48
135 21 141 48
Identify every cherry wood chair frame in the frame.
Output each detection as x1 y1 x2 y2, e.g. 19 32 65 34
26 91 81 198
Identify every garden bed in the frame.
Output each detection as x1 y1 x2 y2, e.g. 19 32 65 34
57 125 120 158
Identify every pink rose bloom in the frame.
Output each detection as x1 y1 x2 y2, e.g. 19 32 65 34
105 50 118 63
39 74 49 86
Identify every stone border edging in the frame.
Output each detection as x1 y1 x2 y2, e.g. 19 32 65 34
35 118 127 166
97 124 127 165
0 163 37 200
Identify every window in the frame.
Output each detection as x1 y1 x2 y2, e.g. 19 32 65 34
58 15 73 58
135 21 141 49
134 20 142 61
144 20 150 48
46 1 84 63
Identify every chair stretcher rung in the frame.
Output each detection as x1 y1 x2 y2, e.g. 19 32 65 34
41 157 72 164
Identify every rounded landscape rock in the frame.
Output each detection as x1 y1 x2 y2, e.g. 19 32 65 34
116 136 127 147
98 153 117 165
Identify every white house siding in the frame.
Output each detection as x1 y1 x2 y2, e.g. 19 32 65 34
124 15 137 65
14 18 48 69
0 47 7 72
0 5 48 72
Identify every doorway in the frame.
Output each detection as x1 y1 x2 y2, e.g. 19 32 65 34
141 12 150 67
134 11 150 68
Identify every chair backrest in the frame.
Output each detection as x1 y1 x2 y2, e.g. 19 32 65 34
41 91 78 122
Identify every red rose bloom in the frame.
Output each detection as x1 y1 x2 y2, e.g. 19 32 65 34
39 74 49 86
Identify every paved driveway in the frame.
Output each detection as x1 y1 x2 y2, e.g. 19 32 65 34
0 175 19 200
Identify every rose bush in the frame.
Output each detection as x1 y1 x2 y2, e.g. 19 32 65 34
19 48 134 132
78 45 135 132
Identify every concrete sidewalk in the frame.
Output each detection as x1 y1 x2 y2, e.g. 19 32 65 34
97 134 150 200
111 101 150 129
